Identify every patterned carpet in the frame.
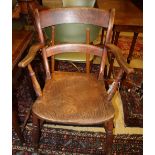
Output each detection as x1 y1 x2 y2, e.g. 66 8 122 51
117 36 143 59
13 125 143 155
114 67 143 127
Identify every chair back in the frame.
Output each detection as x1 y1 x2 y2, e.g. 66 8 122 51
34 7 115 79
44 0 100 43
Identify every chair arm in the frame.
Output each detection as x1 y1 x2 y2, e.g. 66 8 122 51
18 43 44 68
106 43 134 74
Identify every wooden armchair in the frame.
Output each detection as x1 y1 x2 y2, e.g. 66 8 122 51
18 7 134 154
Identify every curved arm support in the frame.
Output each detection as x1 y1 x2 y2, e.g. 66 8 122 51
18 43 44 68
106 43 134 74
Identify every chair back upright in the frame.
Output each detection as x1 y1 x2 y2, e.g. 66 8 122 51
33 7 115 80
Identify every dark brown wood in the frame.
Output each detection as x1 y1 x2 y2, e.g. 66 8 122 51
18 7 134 154
17 0 42 15
100 28 104 44
127 32 139 63
38 8 111 28
12 104 25 143
12 30 33 69
46 44 104 57
12 0 44 25
97 8 115 80
32 113 40 150
12 30 33 142
104 118 114 155
34 9 45 43
97 0 143 79
96 0 143 28
18 0 34 15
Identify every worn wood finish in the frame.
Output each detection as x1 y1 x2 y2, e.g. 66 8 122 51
104 118 114 155
33 72 114 125
18 7 134 154
18 43 44 68
38 8 111 28
46 44 103 57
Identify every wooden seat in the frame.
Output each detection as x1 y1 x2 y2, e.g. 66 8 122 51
18 7 134 154
33 72 114 124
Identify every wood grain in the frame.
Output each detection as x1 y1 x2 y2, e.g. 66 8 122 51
38 7 110 28
33 72 114 125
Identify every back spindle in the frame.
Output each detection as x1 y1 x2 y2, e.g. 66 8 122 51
86 28 90 74
51 26 55 73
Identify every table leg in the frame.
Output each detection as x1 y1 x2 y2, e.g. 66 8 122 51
12 101 24 143
120 32 139 80
12 76 25 143
127 32 139 63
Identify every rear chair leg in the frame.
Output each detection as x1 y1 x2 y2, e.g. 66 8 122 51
104 118 114 155
32 113 40 151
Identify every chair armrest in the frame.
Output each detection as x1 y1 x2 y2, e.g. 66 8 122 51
106 43 134 74
18 43 44 68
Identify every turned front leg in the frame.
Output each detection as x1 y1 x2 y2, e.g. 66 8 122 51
32 113 40 151
104 118 114 155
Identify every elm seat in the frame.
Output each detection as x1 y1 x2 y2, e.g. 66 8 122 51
33 72 114 124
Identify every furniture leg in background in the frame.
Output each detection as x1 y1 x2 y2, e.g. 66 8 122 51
97 0 143 78
12 30 33 142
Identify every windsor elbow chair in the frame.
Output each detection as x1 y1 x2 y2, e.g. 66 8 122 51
18 7 134 154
